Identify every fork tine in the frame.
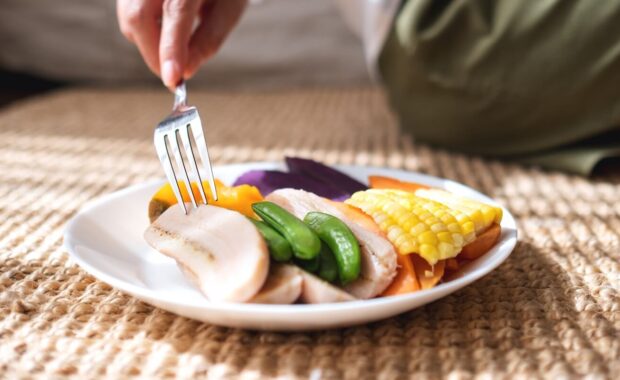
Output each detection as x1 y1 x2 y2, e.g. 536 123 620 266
189 120 218 201
170 130 198 209
178 124 208 205
154 133 187 214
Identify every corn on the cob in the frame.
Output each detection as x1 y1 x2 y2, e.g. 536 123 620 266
346 190 466 265
374 189 476 245
415 189 502 233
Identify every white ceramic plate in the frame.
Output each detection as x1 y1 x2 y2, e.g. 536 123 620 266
64 162 517 331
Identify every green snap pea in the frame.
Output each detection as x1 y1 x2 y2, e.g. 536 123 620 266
294 242 338 282
252 202 321 260
295 255 320 273
249 218 292 262
317 243 338 283
304 212 361 284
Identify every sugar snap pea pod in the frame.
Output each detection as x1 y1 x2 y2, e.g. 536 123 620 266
304 211 361 284
295 255 320 273
317 243 338 283
249 218 292 262
252 202 321 260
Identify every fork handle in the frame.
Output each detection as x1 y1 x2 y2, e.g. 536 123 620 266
173 82 187 111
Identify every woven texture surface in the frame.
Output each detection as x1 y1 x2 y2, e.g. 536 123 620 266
0 87 618 379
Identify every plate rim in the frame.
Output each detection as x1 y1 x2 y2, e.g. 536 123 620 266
63 162 518 316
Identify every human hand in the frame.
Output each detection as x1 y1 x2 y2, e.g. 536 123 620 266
117 0 247 90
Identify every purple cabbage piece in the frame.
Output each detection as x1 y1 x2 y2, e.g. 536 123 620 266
233 170 349 199
285 156 367 194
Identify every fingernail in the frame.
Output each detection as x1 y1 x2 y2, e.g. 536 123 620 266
161 60 179 88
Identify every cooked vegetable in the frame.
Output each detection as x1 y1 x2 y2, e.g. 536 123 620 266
317 243 338 283
460 223 501 260
295 255 320 273
445 258 459 272
145 156 505 304
148 179 262 222
249 218 293 262
329 200 383 235
304 212 361 284
381 254 420 296
252 201 321 260
410 255 446 290
379 189 476 245
267 189 397 299
368 175 429 193
367 176 503 239
234 170 348 199
285 156 367 195
346 189 466 265
415 188 503 234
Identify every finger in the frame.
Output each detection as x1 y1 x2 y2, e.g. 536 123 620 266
133 15 163 75
117 0 137 41
184 0 247 78
117 0 163 75
160 0 202 89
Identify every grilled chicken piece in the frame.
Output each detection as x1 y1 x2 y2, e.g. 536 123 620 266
250 263 303 304
266 189 397 299
144 204 269 303
298 270 356 304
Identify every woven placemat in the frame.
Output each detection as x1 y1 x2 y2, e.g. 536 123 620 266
0 87 618 379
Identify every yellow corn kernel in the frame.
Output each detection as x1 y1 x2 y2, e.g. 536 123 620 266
415 188 502 234
376 189 474 245
347 189 466 264
347 194 421 255
418 230 438 245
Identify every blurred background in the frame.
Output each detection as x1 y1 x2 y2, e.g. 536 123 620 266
2 0 618 175
0 0 370 106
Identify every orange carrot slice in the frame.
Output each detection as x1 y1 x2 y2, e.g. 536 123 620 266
330 201 421 297
329 201 384 235
410 255 446 290
368 175 430 192
459 224 501 260
445 258 459 272
329 201 417 296
381 254 421 296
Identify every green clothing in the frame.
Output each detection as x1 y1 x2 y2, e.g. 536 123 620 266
379 0 620 174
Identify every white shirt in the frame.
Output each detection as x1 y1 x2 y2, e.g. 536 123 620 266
334 0 401 79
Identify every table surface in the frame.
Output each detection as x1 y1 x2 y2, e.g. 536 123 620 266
0 87 618 379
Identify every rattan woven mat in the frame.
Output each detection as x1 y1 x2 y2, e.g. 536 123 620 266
0 87 618 379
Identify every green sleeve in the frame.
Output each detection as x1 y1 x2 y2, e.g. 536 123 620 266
379 0 620 174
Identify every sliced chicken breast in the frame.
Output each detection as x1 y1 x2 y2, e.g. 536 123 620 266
266 189 397 299
144 204 269 303
298 270 356 304
250 263 303 304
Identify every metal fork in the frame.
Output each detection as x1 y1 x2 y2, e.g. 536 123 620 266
154 82 217 214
